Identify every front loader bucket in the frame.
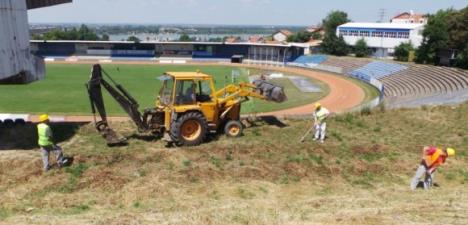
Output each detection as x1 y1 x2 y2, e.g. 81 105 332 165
253 80 287 103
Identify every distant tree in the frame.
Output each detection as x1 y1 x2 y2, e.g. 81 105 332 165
31 33 42 40
208 37 223 42
322 11 350 35
354 39 371 57
446 7 468 51
76 24 99 40
179 34 193 42
394 42 414 62
455 44 468 69
127 35 141 43
320 35 349 56
33 24 100 41
101 34 110 41
287 31 312 43
320 11 350 55
415 9 451 64
311 32 322 40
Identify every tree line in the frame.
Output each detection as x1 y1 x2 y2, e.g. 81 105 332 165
32 25 108 41
315 7 468 69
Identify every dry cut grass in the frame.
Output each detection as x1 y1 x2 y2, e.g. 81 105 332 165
0 103 467 224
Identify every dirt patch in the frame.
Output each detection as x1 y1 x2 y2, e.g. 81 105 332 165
80 168 131 191
352 160 385 175
0 157 43 184
352 144 388 154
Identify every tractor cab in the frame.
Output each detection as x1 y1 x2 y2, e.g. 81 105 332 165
157 72 216 108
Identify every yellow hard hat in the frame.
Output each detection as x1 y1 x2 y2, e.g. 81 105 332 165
446 148 456 157
39 114 49 122
314 102 321 109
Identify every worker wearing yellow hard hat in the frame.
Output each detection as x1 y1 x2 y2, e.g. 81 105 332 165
37 114 68 171
313 102 329 143
410 146 456 190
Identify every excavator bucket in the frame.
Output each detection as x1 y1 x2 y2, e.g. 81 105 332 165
253 80 287 103
95 121 127 146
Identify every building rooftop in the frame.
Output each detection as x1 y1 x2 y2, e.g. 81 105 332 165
338 22 424 30
392 12 427 20
26 0 72 10
248 36 265 43
276 30 293 36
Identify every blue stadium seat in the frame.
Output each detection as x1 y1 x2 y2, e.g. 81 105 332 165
350 62 407 80
292 55 328 65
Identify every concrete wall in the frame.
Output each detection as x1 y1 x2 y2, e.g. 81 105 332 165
0 0 44 83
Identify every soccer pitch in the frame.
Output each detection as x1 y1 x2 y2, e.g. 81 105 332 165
0 64 329 116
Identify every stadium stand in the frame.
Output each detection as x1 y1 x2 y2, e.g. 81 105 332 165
291 55 328 66
299 55 468 107
321 57 372 74
381 64 468 99
350 61 408 80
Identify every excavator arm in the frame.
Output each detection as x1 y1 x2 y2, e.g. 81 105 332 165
86 64 148 145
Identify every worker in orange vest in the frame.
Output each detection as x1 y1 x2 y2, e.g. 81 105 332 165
410 146 456 190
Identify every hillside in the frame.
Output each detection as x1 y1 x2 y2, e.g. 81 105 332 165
0 103 467 224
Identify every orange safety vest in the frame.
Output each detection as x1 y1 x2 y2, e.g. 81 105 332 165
424 148 446 170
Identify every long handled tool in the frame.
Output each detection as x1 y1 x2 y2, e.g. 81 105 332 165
299 126 315 143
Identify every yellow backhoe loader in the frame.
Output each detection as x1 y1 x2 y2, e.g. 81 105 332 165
86 64 286 146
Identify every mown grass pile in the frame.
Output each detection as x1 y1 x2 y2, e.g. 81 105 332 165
0 103 467 224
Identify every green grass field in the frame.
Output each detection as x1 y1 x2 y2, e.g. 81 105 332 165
0 64 330 115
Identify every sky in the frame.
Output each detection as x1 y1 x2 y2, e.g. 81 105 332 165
28 0 468 26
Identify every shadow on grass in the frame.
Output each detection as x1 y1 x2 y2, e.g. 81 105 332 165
245 116 288 128
260 116 288 128
0 121 88 150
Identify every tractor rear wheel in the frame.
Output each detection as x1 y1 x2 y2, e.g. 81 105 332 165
170 112 207 146
224 120 243 138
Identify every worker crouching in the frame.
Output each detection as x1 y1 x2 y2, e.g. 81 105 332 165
37 114 68 171
410 146 456 190
313 103 330 143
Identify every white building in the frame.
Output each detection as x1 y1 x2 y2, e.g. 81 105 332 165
337 22 425 58
273 30 293 42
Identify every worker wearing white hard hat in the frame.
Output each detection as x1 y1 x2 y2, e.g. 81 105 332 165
313 103 329 143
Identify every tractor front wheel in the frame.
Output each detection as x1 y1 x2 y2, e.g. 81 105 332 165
170 112 208 146
224 120 243 138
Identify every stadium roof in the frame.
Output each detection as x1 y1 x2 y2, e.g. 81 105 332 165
338 22 424 30
30 40 295 47
26 0 72 10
